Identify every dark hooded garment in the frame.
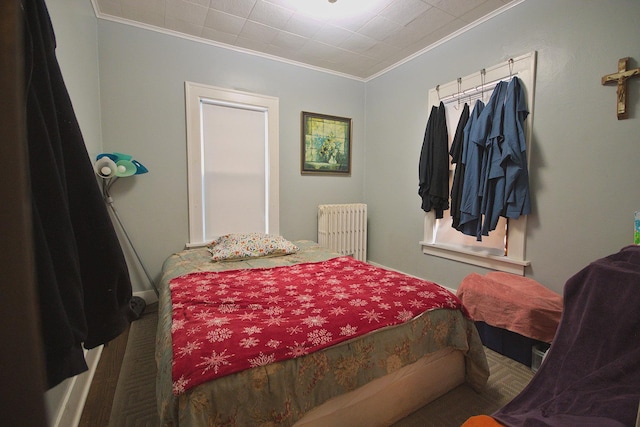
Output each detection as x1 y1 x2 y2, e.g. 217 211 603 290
418 101 449 218
22 0 136 389
449 102 470 230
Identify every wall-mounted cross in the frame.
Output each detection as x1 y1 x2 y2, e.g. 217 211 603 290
601 57 640 120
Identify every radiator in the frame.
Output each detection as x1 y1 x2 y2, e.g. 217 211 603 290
317 203 367 262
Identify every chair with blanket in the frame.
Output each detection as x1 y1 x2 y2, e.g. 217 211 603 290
464 245 640 427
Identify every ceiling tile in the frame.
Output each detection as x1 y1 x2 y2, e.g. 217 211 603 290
363 40 403 61
270 31 308 51
340 32 379 54
430 0 487 17
235 35 273 54
380 0 431 26
414 18 467 48
164 16 204 37
248 1 294 28
119 0 165 27
406 6 455 35
383 25 426 48
96 0 122 16
203 9 245 35
200 27 239 45
284 13 323 38
239 20 280 44
358 15 403 41
184 0 210 7
326 11 378 33
121 6 165 28
302 39 349 61
93 0 519 79
120 0 165 10
459 0 510 23
208 0 258 18
165 0 208 27
314 24 354 46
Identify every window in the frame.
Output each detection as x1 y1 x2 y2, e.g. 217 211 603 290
420 52 536 275
185 82 279 246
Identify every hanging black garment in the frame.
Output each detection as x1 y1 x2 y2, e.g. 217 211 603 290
418 102 449 218
23 0 135 389
419 105 437 211
449 103 470 230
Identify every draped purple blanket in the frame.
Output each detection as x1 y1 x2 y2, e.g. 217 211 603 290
493 245 640 427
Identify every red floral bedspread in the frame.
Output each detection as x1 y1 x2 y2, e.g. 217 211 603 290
170 256 465 395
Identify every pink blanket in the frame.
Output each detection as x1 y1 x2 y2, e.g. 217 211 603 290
456 272 562 343
170 256 465 395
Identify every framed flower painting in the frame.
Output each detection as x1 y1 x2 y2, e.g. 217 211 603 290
301 111 352 175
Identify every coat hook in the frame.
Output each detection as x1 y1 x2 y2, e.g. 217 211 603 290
480 69 486 100
436 84 440 101
509 58 514 78
455 77 462 109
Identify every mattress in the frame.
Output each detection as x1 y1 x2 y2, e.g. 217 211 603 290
156 240 489 426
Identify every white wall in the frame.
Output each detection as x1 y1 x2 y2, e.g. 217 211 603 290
364 0 640 294
96 21 366 292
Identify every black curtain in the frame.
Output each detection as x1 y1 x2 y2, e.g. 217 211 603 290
22 0 135 389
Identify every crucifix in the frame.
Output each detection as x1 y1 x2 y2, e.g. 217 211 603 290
601 57 640 120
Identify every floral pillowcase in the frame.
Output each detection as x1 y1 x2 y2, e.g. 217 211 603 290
208 233 299 262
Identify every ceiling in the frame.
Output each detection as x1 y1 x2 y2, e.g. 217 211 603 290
92 0 518 80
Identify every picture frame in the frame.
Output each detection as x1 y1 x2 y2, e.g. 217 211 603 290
301 111 352 175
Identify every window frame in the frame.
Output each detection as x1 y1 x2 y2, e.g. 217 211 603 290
420 51 536 275
184 82 280 247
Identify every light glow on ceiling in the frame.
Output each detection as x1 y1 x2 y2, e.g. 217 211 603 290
283 0 388 20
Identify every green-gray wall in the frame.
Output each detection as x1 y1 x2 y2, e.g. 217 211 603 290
35 0 640 419
96 20 366 290
364 0 640 294
51 0 640 299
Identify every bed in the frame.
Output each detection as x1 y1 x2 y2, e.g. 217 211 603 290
156 236 489 426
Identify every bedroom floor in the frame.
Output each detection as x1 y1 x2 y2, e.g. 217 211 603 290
80 303 534 426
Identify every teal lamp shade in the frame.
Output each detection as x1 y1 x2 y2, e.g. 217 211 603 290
115 160 137 177
112 152 133 161
95 152 148 177
132 160 148 174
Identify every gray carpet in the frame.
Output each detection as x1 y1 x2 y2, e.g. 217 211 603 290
108 307 534 426
392 349 535 427
108 304 159 427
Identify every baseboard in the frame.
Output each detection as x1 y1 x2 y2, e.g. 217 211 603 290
134 289 158 305
50 345 103 427
50 291 154 427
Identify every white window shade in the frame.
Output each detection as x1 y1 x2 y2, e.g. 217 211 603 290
185 82 279 247
201 103 266 239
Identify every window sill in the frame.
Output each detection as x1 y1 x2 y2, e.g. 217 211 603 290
419 241 530 275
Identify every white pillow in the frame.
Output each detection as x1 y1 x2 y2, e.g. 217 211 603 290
208 233 299 262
